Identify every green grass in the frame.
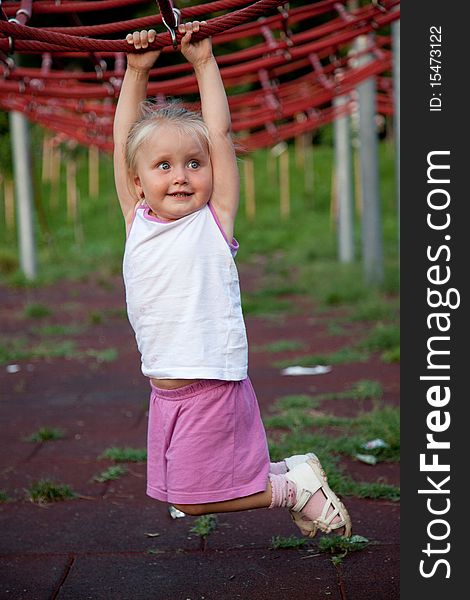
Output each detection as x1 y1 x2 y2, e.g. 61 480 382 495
340 480 400 501
353 406 400 459
242 294 293 316
0 490 12 503
264 410 317 430
0 249 18 274
23 303 52 319
270 535 308 549
99 447 147 463
86 308 127 325
315 379 383 404
327 321 349 336
26 479 76 504
266 405 399 460
358 322 400 364
382 346 400 363
264 410 350 431
32 324 86 337
273 322 400 369
93 465 128 482
83 348 118 363
25 427 66 442
319 534 370 564
265 393 324 432
360 322 400 352
274 346 370 369
88 311 104 325
274 394 319 410
0 338 77 364
0 337 118 365
349 379 383 402
189 514 218 539
350 296 399 322
252 339 307 353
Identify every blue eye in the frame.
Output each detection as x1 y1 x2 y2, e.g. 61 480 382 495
158 162 171 170
188 160 199 169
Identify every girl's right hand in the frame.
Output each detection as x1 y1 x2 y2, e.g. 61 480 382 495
126 30 161 71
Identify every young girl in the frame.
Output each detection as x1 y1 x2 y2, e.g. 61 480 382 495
114 24 351 538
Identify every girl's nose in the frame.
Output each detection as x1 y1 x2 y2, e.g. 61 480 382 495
173 167 187 184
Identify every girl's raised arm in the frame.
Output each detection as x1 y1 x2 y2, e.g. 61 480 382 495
180 22 239 243
113 30 160 228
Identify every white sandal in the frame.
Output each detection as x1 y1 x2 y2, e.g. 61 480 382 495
284 452 316 471
285 455 352 538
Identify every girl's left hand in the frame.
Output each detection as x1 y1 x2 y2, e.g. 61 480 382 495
126 29 161 71
179 21 213 66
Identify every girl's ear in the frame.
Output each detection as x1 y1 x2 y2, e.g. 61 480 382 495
134 175 144 199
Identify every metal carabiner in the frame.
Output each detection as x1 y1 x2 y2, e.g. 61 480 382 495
161 7 181 50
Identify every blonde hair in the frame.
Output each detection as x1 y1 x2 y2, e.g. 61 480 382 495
125 99 210 175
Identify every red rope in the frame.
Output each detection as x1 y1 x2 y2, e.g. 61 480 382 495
45 0 255 36
0 0 291 52
2 0 148 16
0 0 398 53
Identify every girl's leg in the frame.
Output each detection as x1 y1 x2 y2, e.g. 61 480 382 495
174 482 272 516
175 453 319 514
173 463 350 538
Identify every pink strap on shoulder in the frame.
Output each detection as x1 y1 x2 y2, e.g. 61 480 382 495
208 202 239 255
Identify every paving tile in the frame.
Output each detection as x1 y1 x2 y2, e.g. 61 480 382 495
55 551 342 600
0 554 70 600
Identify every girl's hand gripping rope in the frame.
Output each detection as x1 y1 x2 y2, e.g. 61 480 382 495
126 29 161 72
179 21 212 67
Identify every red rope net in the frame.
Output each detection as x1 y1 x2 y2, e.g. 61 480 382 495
0 0 399 150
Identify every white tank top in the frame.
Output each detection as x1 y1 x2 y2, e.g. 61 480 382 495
122 202 248 380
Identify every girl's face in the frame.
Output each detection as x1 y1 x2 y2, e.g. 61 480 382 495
134 124 213 221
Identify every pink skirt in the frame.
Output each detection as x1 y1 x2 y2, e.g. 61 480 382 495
146 377 270 504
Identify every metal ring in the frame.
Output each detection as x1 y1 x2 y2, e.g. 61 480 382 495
161 7 181 50
372 0 387 12
16 8 32 19
8 35 14 54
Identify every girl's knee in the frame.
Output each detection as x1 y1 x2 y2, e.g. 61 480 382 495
173 503 206 516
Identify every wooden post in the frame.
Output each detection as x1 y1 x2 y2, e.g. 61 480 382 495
50 145 61 208
303 132 314 199
267 149 276 182
66 160 78 222
294 113 307 171
279 147 290 219
88 145 99 198
295 134 304 171
243 158 256 220
74 188 84 246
